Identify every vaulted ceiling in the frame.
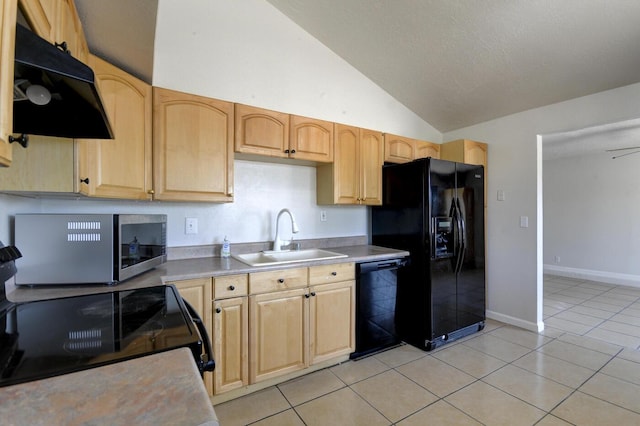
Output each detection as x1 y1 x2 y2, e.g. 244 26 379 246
75 0 640 137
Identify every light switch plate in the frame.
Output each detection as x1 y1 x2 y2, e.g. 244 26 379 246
520 216 529 228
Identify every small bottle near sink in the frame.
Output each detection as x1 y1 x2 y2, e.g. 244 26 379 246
221 236 231 258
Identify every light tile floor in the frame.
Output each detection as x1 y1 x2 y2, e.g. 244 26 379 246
214 276 640 425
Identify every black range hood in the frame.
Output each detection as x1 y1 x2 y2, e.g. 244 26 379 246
13 24 113 140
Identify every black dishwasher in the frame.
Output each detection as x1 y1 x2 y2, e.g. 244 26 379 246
351 258 408 359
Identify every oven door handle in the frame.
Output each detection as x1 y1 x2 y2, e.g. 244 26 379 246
182 298 215 374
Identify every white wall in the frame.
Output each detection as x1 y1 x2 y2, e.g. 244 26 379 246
443 82 640 332
152 0 441 142
0 0 437 247
544 152 640 285
0 161 365 247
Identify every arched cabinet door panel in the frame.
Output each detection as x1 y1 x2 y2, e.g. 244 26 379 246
153 87 234 202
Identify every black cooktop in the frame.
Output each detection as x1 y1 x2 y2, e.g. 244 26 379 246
0 285 201 388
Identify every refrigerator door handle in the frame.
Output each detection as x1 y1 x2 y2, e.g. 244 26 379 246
455 198 466 274
448 199 459 260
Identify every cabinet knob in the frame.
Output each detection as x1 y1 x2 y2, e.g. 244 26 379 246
228 285 235 291
290 149 296 154
80 177 90 185
55 40 69 54
216 307 222 314
305 293 310 298
278 278 285 283
331 271 337 276
310 292 316 297
9 134 29 148
284 149 290 154
147 189 155 195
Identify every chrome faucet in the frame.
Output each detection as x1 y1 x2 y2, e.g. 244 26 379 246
273 208 299 251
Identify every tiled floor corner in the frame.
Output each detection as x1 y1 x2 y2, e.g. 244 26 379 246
216 277 640 425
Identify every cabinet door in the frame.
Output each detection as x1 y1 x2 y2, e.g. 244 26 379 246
18 0 57 42
55 0 87 61
441 139 487 166
153 87 234 202
463 140 488 167
332 123 359 204
78 55 152 199
441 139 487 206
359 128 383 206
170 277 214 396
249 288 308 383
0 135 75 191
289 115 333 162
235 104 289 158
384 133 414 164
213 296 248 394
415 140 440 159
309 280 355 364
0 0 17 167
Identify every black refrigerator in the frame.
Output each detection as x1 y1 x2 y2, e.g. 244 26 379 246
372 158 485 351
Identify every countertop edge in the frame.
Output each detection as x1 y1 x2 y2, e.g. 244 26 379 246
6 245 410 303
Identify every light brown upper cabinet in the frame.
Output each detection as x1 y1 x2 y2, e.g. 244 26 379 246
440 139 487 167
235 105 333 162
19 0 88 62
0 55 152 197
441 139 488 206
289 115 333 162
77 54 152 200
234 104 289 158
153 87 234 202
56 0 88 61
0 0 17 167
317 124 383 205
415 140 441 160
384 133 440 164
18 0 57 42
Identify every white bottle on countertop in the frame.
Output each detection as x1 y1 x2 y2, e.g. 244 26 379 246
221 236 231 258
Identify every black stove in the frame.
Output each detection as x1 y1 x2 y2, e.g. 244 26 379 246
0 284 209 388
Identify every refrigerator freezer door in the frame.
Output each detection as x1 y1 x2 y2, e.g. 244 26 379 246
428 159 459 340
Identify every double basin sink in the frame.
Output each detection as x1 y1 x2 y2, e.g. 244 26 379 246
232 248 347 267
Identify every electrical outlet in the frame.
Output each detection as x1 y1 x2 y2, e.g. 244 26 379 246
320 210 327 222
185 217 198 234
554 256 560 264
520 216 529 228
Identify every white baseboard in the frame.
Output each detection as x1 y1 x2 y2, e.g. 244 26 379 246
544 264 640 288
487 310 543 333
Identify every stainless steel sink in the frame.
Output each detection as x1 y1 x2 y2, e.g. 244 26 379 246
232 248 347 267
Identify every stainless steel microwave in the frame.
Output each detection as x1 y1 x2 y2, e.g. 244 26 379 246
14 214 167 286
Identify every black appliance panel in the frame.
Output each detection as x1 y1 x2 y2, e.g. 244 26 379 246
351 258 407 359
455 163 486 327
372 158 485 351
0 285 204 387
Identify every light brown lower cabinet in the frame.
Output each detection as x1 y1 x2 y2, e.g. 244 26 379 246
309 280 355 364
171 262 354 397
249 262 355 383
249 287 308 383
170 277 214 396
212 274 249 394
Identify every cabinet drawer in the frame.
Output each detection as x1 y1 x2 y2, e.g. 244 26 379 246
309 262 355 285
215 274 248 299
249 267 308 294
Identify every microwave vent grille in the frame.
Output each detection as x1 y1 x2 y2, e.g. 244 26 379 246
67 233 101 242
67 221 102 230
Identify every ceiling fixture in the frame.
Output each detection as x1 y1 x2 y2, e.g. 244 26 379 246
606 146 640 159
